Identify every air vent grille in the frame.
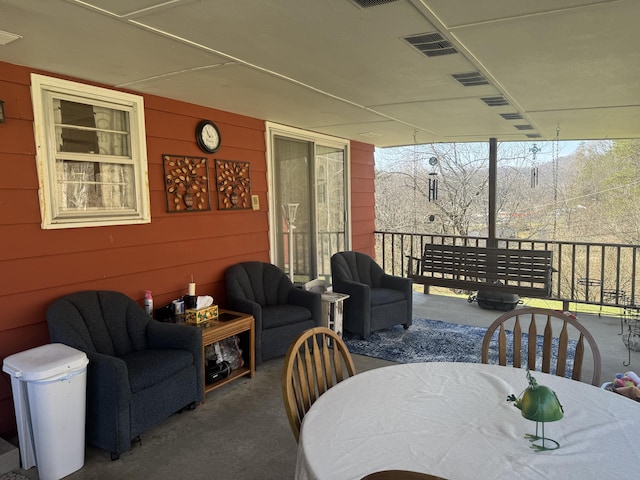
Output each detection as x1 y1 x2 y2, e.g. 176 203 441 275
351 0 399 8
451 72 489 87
526 134 542 139
500 113 523 120
403 32 458 58
514 124 534 130
481 96 509 107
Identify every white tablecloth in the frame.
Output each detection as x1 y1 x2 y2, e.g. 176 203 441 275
295 362 639 480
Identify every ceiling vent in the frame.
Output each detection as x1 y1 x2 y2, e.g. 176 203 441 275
500 113 523 120
451 72 489 87
514 124 534 130
350 0 400 8
403 32 458 58
481 96 510 107
526 134 542 139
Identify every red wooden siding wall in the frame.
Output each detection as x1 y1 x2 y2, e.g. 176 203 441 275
0 60 375 435
349 141 376 256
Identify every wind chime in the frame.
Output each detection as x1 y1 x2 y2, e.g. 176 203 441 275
428 156 438 202
530 143 540 188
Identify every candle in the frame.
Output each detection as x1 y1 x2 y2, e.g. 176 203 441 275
188 282 196 296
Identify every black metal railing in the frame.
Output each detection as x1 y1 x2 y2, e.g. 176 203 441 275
375 231 639 309
284 230 346 282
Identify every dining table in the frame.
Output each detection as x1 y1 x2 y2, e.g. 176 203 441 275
295 362 640 480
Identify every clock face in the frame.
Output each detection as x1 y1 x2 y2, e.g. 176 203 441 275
196 120 221 153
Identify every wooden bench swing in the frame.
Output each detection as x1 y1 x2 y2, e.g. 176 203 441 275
406 244 554 304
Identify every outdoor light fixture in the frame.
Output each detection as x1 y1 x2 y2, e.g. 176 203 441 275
507 370 564 451
0 100 5 123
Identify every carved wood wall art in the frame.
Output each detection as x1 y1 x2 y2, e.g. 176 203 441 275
163 154 211 212
215 159 251 210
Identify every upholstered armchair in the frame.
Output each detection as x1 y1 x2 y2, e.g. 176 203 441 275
225 261 322 365
47 290 203 460
331 251 412 339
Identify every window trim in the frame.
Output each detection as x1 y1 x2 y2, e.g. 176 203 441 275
31 73 151 229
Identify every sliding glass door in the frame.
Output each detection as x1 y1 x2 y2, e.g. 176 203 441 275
267 124 350 284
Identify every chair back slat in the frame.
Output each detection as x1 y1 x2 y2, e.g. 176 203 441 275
498 323 507 366
481 307 601 386
572 335 585 381
527 319 538 371
541 315 553 374
296 349 313 410
556 322 569 378
310 334 329 395
513 318 522 368
282 327 356 442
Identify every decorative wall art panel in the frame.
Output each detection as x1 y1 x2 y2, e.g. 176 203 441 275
163 154 211 212
215 159 251 210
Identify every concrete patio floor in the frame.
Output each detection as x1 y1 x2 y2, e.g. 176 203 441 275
6 292 637 480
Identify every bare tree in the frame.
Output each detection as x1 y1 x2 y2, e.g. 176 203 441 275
376 142 535 237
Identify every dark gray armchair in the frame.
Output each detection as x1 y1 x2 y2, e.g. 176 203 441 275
47 290 203 460
226 262 322 365
331 251 412 339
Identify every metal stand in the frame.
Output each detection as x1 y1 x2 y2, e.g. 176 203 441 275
281 203 299 283
622 305 640 366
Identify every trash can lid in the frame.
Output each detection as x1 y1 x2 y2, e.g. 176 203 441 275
2 343 88 381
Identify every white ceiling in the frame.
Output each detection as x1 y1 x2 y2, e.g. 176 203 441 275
1 0 638 147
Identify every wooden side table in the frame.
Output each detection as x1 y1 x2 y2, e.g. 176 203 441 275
187 309 255 398
320 292 349 337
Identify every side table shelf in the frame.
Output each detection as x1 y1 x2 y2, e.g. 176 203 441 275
185 309 255 398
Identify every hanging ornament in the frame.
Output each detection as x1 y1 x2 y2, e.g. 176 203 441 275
428 156 438 202
529 143 540 188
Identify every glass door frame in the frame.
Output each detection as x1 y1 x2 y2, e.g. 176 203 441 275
265 122 352 281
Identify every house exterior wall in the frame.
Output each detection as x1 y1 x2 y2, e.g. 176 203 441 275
0 61 375 435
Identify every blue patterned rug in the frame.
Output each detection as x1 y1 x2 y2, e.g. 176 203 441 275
343 318 576 377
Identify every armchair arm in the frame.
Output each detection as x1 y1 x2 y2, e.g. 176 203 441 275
288 288 322 326
381 273 412 293
147 320 204 401
227 297 264 364
228 297 262 330
381 274 413 329
333 280 371 338
147 320 202 352
84 351 132 455
334 279 370 304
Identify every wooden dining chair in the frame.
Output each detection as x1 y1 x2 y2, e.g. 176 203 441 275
481 307 602 386
281 327 356 442
361 470 447 480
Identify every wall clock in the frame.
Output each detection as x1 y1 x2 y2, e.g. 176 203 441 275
195 120 221 153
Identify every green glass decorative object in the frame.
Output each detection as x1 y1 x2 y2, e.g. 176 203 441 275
507 370 564 451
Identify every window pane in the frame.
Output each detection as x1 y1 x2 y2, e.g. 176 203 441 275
94 105 131 157
274 136 312 281
54 100 131 156
315 145 346 279
56 160 135 211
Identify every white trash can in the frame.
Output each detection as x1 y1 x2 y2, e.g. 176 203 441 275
2 343 89 480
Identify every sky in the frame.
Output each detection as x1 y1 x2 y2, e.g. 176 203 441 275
375 140 589 167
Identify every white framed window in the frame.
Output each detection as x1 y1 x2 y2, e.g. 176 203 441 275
31 74 150 229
